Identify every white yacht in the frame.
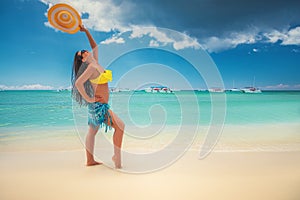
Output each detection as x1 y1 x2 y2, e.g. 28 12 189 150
241 77 262 93
228 80 241 92
144 86 173 93
241 87 262 93
208 88 225 93
228 88 241 92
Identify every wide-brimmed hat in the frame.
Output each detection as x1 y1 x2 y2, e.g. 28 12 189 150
48 3 82 34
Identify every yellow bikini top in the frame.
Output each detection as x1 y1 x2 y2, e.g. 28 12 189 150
89 69 112 84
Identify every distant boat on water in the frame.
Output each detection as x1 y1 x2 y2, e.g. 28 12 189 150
208 88 225 93
110 88 132 92
241 77 262 93
228 88 241 92
110 88 120 93
228 80 241 92
56 89 69 92
241 87 262 93
144 86 173 93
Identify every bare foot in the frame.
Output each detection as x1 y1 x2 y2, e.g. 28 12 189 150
112 155 122 169
86 161 102 166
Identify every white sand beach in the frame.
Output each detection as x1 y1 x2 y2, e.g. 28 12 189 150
1 123 300 200
1 150 300 200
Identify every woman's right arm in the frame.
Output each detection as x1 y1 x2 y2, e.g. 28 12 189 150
80 25 99 62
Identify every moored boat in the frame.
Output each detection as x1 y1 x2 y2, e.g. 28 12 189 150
208 88 225 93
144 86 173 93
241 87 262 93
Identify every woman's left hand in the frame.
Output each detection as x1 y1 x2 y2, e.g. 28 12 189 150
79 24 88 32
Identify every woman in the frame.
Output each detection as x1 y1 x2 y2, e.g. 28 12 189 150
71 25 124 168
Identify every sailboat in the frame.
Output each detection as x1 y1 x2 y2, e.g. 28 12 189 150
241 77 262 93
229 80 241 92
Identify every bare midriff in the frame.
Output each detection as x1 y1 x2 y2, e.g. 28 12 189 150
92 83 109 103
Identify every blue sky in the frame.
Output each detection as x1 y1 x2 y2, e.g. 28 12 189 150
0 0 300 90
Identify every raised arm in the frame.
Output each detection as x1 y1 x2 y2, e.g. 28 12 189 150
80 25 99 62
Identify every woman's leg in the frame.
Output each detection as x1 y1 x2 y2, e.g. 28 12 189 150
86 125 102 166
108 110 125 168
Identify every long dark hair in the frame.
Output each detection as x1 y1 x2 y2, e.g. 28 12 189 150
71 51 94 106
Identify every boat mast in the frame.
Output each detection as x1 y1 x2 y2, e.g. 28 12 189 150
252 76 256 88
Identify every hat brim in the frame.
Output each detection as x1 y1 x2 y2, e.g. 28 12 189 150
47 3 82 34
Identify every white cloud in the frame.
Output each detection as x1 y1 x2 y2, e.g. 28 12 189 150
129 26 201 50
41 1 201 50
149 39 160 47
101 36 125 44
201 26 300 53
263 83 290 89
260 83 300 90
41 0 132 32
264 30 284 43
173 33 201 50
201 31 258 53
130 26 172 43
281 27 300 45
0 84 54 90
41 0 300 52
264 27 300 45
293 84 300 89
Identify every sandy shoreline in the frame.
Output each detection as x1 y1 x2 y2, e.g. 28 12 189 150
1 123 300 199
1 150 300 200
1 123 299 152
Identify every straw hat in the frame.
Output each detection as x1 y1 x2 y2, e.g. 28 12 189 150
48 3 82 34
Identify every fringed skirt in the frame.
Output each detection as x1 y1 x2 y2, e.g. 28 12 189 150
88 102 112 132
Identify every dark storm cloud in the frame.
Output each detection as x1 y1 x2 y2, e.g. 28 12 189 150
118 0 300 39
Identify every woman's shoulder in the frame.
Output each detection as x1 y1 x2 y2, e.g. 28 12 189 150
86 62 98 70
88 62 104 73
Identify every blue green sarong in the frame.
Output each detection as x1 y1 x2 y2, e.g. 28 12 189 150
88 102 113 132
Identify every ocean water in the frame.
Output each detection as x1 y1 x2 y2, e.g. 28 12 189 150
0 90 299 152
0 90 300 131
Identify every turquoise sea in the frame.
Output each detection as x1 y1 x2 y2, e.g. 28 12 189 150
0 90 299 129
0 90 299 152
